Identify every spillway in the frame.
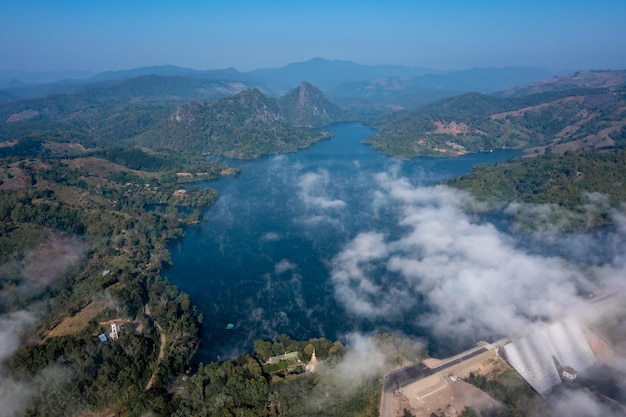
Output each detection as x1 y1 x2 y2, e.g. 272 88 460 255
502 318 595 395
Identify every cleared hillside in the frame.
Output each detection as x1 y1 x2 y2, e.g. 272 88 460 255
365 82 626 159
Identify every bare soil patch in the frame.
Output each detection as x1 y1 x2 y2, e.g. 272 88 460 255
401 380 500 417
430 121 484 136
397 351 505 417
490 96 585 120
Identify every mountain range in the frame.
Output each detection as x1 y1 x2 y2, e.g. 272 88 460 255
365 78 626 158
0 58 559 113
0 58 624 161
0 81 350 159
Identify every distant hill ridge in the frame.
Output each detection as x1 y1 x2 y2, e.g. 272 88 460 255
365 72 626 158
1 58 563 108
499 69 626 97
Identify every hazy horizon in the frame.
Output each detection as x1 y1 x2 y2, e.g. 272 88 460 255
2 0 626 74
0 57 577 85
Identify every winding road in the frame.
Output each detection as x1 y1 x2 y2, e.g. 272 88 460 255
144 305 167 391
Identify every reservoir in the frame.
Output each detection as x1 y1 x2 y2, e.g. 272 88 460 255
166 122 521 363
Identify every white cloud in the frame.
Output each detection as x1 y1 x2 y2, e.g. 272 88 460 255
327 333 389 385
548 387 624 417
0 311 37 417
298 170 347 210
329 173 621 343
274 259 297 274
0 310 36 362
260 232 281 242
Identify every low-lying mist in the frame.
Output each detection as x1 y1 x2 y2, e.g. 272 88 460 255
0 233 87 416
166 123 626 411
330 172 626 346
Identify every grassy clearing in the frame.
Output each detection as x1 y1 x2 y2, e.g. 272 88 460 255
44 300 110 340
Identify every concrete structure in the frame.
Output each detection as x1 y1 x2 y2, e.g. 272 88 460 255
109 322 119 340
502 318 594 395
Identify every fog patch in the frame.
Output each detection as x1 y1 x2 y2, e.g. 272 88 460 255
0 311 36 362
606 213 626 270
274 259 297 275
0 233 87 414
298 170 347 210
260 232 281 242
504 191 624 233
0 376 32 417
22 233 86 285
320 333 388 389
547 387 624 417
330 173 624 344
583 192 612 213
304 332 427 413
0 233 86 290
0 311 37 417
505 201 578 232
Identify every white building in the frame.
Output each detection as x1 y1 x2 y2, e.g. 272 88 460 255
562 366 578 382
109 322 119 340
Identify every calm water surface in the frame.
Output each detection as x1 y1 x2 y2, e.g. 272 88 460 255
166 123 520 362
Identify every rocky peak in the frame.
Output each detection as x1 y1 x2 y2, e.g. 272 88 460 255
278 82 351 127
295 82 325 108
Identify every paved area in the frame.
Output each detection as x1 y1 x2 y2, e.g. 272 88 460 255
381 340 511 417
402 378 500 417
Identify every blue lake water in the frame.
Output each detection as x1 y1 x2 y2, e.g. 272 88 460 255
166 123 521 363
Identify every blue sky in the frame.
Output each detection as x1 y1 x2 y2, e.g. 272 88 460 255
1 0 626 72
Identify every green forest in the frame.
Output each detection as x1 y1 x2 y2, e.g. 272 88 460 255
445 148 626 230
365 88 626 158
0 82 349 160
0 135 426 416
0 147 216 415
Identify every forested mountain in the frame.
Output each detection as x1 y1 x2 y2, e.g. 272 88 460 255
276 82 353 127
0 75 252 120
137 84 350 158
0 66 260 102
1 59 558 117
0 73 259 148
0 72 349 158
327 75 465 117
249 59 556 116
446 148 626 230
365 79 626 158
2 67 624 162
0 69 96 87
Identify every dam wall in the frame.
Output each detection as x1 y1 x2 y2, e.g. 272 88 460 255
502 318 595 395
